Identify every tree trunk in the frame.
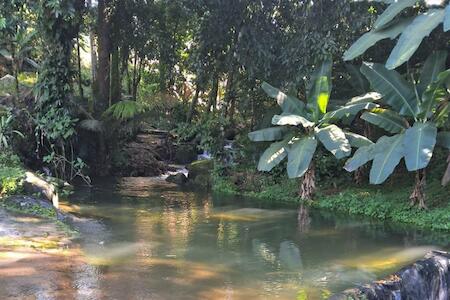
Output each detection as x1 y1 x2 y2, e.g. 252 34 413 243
76 36 84 99
300 162 316 201
110 45 120 104
410 169 427 209
207 71 219 113
186 85 200 123
96 0 111 113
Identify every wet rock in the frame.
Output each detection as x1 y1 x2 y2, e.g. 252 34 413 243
166 173 188 185
187 160 214 180
330 251 450 300
3 195 69 221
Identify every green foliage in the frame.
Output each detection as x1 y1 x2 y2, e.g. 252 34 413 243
249 60 379 179
0 151 25 196
345 1 450 69
104 100 144 121
0 110 24 150
175 113 230 157
346 52 450 185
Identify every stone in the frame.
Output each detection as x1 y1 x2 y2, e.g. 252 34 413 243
186 160 214 180
166 173 188 185
330 251 450 300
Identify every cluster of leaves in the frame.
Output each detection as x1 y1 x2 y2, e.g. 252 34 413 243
345 52 450 185
0 151 24 196
175 113 230 157
345 0 450 69
0 110 24 150
249 59 375 179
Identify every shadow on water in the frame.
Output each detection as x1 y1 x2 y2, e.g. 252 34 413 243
1 177 450 299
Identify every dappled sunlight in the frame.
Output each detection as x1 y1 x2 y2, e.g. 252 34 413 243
334 246 438 271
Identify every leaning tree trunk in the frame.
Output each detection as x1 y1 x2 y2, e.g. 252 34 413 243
410 169 427 209
300 162 316 200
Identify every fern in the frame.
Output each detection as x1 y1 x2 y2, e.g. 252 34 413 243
103 100 144 121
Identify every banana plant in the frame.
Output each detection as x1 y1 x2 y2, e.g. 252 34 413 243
248 59 377 200
344 0 450 69
344 51 450 208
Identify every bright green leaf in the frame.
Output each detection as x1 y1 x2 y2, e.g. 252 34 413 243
257 138 290 172
272 114 315 128
373 0 416 30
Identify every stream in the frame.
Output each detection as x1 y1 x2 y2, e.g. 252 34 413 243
1 177 450 299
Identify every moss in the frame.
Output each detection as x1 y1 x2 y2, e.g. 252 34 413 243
212 163 450 231
0 151 25 196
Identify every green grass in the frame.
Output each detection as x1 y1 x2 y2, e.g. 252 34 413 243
0 151 25 196
212 159 450 231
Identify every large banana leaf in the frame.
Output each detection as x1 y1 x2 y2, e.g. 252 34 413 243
403 122 437 171
315 125 351 159
360 62 418 116
248 127 287 142
272 114 315 128
262 82 305 115
373 0 416 30
287 136 317 178
370 134 405 184
308 59 332 118
322 102 378 122
445 5 450 32
257 137 291 172
344 132 374 148
343 18 412 61
437 131 450 149
344 144 376 172
386 9 446 70
361 108 408 134
418 51 448 96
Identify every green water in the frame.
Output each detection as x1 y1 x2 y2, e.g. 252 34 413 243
59 178 448 300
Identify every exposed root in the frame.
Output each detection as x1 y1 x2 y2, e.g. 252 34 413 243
300 163 316 201
410 169 427 210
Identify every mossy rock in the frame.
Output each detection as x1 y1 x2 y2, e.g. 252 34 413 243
187 160 214 180
174 144 197 164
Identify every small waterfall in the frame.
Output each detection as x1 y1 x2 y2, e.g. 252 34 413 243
330 251 450 300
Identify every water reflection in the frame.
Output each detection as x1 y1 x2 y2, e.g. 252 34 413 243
2 179 450 299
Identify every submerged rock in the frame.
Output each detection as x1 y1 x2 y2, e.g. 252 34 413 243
330 251 450 300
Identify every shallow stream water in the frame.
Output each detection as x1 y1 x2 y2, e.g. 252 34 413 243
1 177 450 299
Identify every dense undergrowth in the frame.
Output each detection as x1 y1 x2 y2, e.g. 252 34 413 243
0 151 25 196
213 150 450 231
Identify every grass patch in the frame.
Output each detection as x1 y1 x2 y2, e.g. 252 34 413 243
213 158 450 231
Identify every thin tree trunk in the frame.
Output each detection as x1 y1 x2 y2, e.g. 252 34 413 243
77 36 84 99
208 71 219 113
110 45 120 104
186 84 200 123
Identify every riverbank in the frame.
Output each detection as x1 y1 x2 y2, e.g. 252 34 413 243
212 162 450 231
